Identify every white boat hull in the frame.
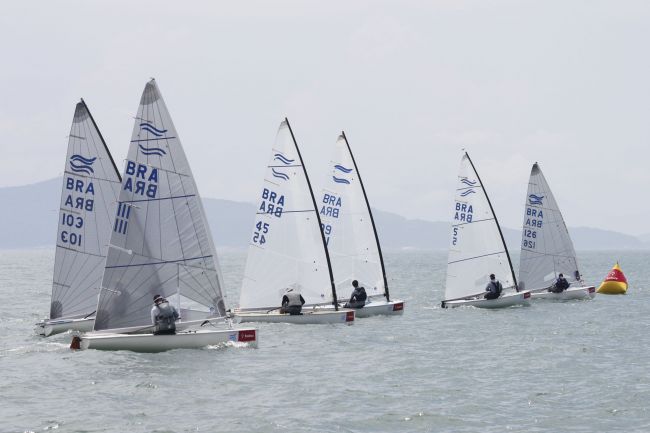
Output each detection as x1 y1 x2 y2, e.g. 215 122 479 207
73 328 258 352
35 317 95 337
317 299 404 318
233 308 354 324
442 291 532 309
531 285 596 300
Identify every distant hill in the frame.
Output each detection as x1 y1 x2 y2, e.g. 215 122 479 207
0 177 646 251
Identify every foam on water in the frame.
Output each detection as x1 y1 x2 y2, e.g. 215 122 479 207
1 248 649 432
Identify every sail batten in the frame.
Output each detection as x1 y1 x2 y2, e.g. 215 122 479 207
444 153 515 301
50 101 121 320
93 80 226 331
518 163 580 291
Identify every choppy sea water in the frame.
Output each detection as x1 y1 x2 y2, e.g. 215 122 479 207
1 248 649 433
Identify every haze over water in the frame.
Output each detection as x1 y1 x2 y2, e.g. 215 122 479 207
1 249 648 432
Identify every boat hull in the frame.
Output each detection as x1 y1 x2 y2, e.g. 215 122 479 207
35 317 95 337
75 328 258 352
317 299 404 318
442 291 531 309
234 308 354 324
531 286 596 300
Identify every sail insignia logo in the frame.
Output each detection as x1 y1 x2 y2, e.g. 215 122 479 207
138 144 167 157
528 194 544 206
140 122 168 137
271 168 289 181
460 177 477 187
460 189 476 197
69 154 97 175
332 164 352 184
274 153 295 165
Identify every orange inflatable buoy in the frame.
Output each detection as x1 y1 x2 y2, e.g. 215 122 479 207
597 262 628 295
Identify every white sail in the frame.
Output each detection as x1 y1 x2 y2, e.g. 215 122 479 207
518 163 580 291
239 119 334 310
94 79 226 331
50 101 121 320
444 153 515 300
319 133 386 301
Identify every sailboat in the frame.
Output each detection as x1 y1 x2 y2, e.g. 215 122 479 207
73 79 258 351
317 132 403 317
518 163 595 300
35 100 122 336
441 152 531 308
233 119 355 324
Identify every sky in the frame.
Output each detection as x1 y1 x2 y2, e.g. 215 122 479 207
1 1 649 234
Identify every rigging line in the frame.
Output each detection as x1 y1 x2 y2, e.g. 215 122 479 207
285 118 339 310
121 194 197 204
63 171 123 184
255 209 313 215
105 255 214 269
83 98 122 182
130 136 178 143
464 152 518 289
341 131 390 300
452 217 495 227
56 244 105 259
448 251 507 265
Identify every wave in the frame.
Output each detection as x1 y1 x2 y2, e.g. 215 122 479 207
272 168 289 181
274 153 295 165
334 164 353 173
138 144 167 156
460 178 477 186
69 161 94 174
332 176 350 184
140 122 168 137
460 189 476 197
70 154 97 165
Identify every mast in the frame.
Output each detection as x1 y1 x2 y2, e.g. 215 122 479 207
340 131 390 301
464 152 518 290
284 118 339 310
80 99 122 182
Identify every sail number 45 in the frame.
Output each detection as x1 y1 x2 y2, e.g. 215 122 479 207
253 221 269 245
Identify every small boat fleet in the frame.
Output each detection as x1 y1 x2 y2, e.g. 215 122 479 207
35 79 403 351
33 79 622 351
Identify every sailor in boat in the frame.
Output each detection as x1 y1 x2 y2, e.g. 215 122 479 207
549 273 570 293
151 295 180 335
344 280 367 308
484 274 503 300
280 289 305 315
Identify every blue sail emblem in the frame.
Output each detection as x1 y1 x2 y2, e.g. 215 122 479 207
334 164 353 173
271 168 289 181
332 176 350 184
140 122 168 137
69 154 97 174
460 189 476 197
138 144 167 156
460 177 477 187
274 153 295 165
528 194 544 205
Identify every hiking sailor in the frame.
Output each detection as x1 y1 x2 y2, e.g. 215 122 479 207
344 280 367 308
280 288 305 315
550 273 571 293
484 274 503 300
151 294 180 335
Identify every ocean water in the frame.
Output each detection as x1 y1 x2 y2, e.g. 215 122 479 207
1 248 649 433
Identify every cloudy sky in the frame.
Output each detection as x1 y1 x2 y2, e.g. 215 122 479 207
2 1 649 234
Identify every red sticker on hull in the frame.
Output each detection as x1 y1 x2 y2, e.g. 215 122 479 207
392 302 404 311
238 329 256 342
345 311 355 322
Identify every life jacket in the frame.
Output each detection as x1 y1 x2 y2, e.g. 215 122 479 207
154 302 177 332
489 281 502 296
285 292 303 307
355 287 367 302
